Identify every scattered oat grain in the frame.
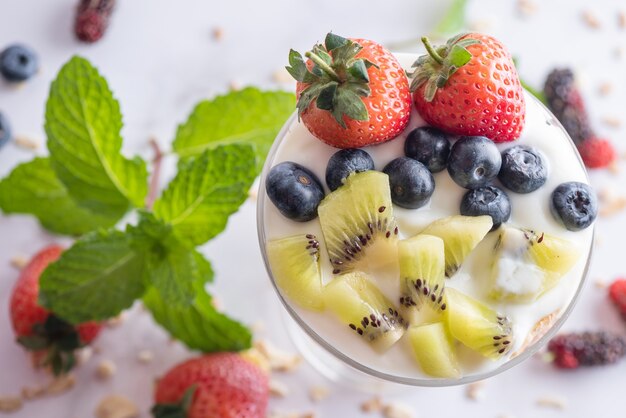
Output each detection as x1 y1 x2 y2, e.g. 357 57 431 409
382 402 415 418
273 68 293 84
308 385 329 403
137 350 154 364
96 360 117 380
251 320 265 334
615 46 624 59
594 278 607 288
516 0 537 17
211 297 223 311
360 396 383 413
269 379 289 398
602 116 621 128
609 161 621 175
20 384 45 400
268 412 300 418
95 395 139 418
619 11 626 28
106 314 125 328
465 381 486 401
46 374 75 395
76 346 93 365
13 135 39 150
582 10 601 28
599 189 626 217
212 26 224 41
467 19 492 31
229 80 242 91
254 340 301 372
536 395 567 410
248 186 258 201
240 347 270 373
10 255 28 269
598 82 613 96
0 395 22 412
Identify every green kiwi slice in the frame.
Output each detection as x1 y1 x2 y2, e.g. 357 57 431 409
407 322 460 378
445 288 513 359
267 234 324 311
398 234 447 324
324 272 406 352
421 215 493 277
318 171 398 275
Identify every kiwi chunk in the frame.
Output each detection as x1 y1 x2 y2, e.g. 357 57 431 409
407 322 460 378
490 227 581 302
398 234 447 323
318 171 398 275
267 234 324 311
324 272 406 352
445 288 513 359
421 215 493 277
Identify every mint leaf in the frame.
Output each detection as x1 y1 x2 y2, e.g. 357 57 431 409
0 158 118 235
128 213 214 307
153 144 257 247
45 56 148 219
172 87 295 170
39 229 146 324
433 0 468 38
143 283 251 352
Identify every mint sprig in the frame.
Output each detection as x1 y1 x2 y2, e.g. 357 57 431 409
0 55 295 354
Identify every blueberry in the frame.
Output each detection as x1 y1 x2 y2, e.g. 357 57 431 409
326 149 375 191
383 157 434 209
404 126 452 173
0 44 39 82
550 182 597 231
499 145 548 193
0 112 11 148
447 136 501 189
266 162 325 222
460 186 511 230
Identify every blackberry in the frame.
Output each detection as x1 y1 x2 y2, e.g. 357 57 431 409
543 69 594 146
75 0 116 43
548 331 626 369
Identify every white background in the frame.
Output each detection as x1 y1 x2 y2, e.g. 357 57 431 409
1 0 626 417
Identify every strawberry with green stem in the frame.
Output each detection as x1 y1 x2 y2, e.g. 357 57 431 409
9 245 101 375
410 33 525 143
287 33 411 148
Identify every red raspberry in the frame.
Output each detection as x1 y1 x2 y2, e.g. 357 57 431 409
578 137 616 169
609 279 626 319
75 0 115 43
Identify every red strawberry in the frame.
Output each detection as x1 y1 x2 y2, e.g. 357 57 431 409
578 137 616 169
152 353 269 418
9 245 102 375
609 278 626 319
287 33 411 148
410 33 525 142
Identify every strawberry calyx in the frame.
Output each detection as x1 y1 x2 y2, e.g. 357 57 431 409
151 385 196 418
17 314 83 376
286 33 378 128
409 34 480 102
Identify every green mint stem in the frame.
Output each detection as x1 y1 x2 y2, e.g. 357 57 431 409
421 36 444 65
304 51 340 81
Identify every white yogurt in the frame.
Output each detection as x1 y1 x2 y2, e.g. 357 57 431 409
261 53 594 379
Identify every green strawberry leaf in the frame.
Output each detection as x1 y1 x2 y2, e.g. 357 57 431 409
45 56 148 219
153 144 257 247
433 0 468 38
39 229 146 324
143 282 252 353
172 87 295 171
0 158 118 235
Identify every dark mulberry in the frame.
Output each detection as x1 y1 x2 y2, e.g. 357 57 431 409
75 0 116 43
548 331 626 369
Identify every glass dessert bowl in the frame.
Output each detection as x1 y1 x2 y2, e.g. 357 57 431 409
257 52 595 388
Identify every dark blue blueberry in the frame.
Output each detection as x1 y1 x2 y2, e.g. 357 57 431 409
325 148 375 191
0 44 39 82
383 157 434 209
0 112 11 148
447 136 501 189
498 145 548 193
266 161 325 222
404 126 452 173
551 182 597 231
460 186 511 230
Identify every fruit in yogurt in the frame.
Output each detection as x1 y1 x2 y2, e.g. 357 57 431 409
398 234 447 323
383 157 435 209
325 148 374 191
324 272 406 352
409 34 525 143
407 322 460 378
460 186 511 231
286 33 411 148
267 234 324 311
490 227 580 302
266 161 325 222
447 136 502 189
318 171 398 275
498 145 548 193
445 288 513 359
404 127 452 173
421 215 493 277
550 182 597 231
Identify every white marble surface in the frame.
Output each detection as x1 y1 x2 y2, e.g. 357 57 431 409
1 0 626 417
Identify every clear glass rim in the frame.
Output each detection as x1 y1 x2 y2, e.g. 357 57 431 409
256 94 594 387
